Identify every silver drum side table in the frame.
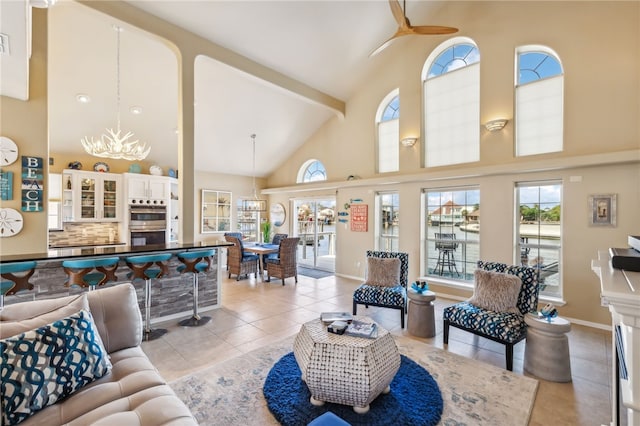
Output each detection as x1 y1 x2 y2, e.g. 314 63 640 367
524 313 572 382
407 290 436 338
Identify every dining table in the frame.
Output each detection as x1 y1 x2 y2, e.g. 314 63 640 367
242 242 280 280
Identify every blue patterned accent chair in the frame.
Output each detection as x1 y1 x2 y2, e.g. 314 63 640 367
443 260 540 371
352 251 409 328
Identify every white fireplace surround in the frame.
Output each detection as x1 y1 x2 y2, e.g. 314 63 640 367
592 250 640 426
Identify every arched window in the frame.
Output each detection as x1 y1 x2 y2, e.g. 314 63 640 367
297 159 327 183
422 38 480 168
515 46 564 156
375 90 400 173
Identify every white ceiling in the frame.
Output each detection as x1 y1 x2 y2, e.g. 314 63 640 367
7 0 455 177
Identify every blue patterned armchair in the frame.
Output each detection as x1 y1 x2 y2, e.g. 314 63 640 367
443 260 540 371
352 251 409 328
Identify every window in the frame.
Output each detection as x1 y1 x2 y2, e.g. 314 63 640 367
516 46 564 156
423 38 480 167
424 187 480 280
516 181 562 299
376 192 399 252
236 199 260 242
376 90 399 173
297 159 327 183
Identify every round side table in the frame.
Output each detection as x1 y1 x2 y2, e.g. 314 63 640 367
407 290 436 338
524 313 572 382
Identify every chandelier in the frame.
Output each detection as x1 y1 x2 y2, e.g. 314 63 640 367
241 134 267 212
81 25 150 161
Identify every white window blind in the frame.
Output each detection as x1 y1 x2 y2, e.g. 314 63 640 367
424 63 480 167
378 118 399 173
516 76 563 156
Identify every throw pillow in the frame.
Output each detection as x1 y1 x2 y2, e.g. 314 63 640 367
0 294 89 339
468 269 522 313
1 309 112 426
365 257 401 287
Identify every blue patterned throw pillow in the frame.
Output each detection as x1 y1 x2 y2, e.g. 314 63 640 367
1 309 112 426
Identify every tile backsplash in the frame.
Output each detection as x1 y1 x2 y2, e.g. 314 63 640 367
49 222 121 247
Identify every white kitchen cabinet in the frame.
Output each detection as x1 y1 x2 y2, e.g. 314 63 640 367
124 173 169 206
63 170 122 222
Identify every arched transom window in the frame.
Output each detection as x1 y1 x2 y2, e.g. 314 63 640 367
297 159 327 183
515 46 564 156
376 90 400 173
422 38 480 168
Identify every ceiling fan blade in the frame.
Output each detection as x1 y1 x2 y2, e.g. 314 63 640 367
388 0 409 29
369 30 410 57
411 25 459 35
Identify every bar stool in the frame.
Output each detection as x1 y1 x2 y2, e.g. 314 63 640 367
176 249 214 327
125 253 173 340
62 257 120 291
0 261 37 309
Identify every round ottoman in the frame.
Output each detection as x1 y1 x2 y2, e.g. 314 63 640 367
407 290 436 338
524 313 572 382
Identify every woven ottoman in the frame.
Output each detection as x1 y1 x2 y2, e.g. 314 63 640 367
293 317 400 414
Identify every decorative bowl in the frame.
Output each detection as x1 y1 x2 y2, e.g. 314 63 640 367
149 165 163 176
411 281 429 294
128 163 142 173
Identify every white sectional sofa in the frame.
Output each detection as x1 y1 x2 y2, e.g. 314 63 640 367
0 283 196 425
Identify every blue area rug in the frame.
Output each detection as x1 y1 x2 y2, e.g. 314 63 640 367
263 352 443 426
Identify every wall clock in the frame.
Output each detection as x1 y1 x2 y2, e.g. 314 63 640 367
0 208 24 237
0 136 19 166
269 203 286 227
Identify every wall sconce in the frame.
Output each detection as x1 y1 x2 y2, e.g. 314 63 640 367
400 137 418 147
484 119 508 132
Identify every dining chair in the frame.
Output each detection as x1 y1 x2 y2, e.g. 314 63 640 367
224 235 259 280
265 237 300 285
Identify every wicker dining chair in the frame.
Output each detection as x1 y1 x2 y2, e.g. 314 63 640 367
224 235 259 280
265 237 300 285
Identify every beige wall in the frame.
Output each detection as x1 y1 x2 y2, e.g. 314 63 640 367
266 1 640 327
0 9 48 255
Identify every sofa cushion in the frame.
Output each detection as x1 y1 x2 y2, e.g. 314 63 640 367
468 269 521 313
353 284 406 308
365 257 400 287
1 309 112 426
0 294 88 339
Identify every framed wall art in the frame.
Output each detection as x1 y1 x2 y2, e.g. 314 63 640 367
588 194 616 227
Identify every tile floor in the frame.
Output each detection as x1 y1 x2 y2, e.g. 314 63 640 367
141 273 614 426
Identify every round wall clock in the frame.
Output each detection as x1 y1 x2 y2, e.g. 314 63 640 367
269 203 286 227
0 208 24 237
0 136 19 166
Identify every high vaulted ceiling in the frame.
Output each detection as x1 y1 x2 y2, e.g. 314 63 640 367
6 0 456 177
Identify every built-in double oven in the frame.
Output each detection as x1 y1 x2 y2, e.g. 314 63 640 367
129 205 167 247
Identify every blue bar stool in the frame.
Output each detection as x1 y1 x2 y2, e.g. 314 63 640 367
176 249 215 327
125 253 173 340
0 261 37 309
62 257 120 291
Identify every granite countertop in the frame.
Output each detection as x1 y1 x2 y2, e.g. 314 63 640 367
1 241 233 263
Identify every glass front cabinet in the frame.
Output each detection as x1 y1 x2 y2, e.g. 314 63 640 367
201 189 231 233
62 170 122 222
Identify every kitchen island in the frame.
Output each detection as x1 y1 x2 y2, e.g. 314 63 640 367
1 242 233 323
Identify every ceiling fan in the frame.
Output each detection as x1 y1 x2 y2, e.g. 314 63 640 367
370 0 458 57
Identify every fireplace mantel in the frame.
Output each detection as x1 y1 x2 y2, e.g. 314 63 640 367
592 250 640 426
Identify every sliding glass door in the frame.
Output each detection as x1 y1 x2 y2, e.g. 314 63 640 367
292 197 336 271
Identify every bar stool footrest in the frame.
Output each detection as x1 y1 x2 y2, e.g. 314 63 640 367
179 315 211 327
144 328 168 341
